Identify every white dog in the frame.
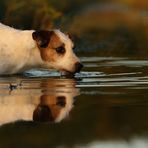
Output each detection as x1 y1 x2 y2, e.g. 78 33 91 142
0 23 83 75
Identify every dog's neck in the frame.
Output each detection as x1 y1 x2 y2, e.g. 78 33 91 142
20 30 51 71
27 45 45 68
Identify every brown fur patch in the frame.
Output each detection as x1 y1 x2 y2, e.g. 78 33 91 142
40 95 63 120
33 30 64 62
32 30 54 48
49 33 63 49
33 94 64 122
33 105 54 122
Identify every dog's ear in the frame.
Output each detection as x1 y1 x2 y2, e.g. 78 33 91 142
32 30 54 48
33 105 54 122
66 33 75 41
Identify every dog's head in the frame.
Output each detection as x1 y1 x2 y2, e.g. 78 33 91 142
33 95 74 123
32 30 83 74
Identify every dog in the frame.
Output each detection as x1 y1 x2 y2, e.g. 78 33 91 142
0 23 83 75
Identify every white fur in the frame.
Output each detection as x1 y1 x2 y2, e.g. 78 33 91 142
0 23 79 74
53 30 80 72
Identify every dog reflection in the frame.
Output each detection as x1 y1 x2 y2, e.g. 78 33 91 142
33 95 72 122
0 79 79 126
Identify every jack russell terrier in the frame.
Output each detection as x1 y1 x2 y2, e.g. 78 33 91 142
0 23 83 75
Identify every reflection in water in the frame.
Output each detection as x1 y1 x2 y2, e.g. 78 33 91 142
1 57 148 148
0 78 79 126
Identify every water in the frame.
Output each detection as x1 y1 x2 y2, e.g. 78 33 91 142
0 57 148 148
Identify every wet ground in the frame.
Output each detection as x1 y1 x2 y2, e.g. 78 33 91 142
0 56 148 147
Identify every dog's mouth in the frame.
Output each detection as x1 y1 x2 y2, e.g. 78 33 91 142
60 69 75 78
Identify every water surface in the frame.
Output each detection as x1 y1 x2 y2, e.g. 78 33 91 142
0 57 148 148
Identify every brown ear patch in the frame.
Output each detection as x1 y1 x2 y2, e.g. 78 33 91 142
32 30 54 48
33 30 64 62
33 105 54 122
33 95 63 122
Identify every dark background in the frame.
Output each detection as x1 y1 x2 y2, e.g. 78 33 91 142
0 0 147 57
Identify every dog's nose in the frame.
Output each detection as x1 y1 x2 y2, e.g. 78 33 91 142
75 62 83 73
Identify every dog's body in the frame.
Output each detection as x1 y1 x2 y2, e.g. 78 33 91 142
0 23 37 74
0 23 82 75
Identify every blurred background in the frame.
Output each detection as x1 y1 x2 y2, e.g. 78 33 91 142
0 0 147 57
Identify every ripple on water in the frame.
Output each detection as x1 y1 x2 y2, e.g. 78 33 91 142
24 69 61 77
81 57 126 62
24 69 105 79
75 71 105 78
5 57 148 91
104 60 148 67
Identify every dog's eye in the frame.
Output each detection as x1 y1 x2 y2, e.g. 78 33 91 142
56 46 65 54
